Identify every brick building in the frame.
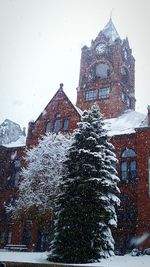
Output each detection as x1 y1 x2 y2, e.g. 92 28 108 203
0 18 150 252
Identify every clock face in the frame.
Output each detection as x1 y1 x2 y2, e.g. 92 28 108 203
95 43 106 54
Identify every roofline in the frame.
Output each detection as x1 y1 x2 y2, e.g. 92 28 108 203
32 87 81 126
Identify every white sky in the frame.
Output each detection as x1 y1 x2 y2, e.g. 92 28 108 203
0 0 150 129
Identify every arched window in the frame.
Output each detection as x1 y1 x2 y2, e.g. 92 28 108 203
63 119 69 131
54 113 61 133
95 63 110 79
45 121 52 133
121 148 137 183
122 148 136 158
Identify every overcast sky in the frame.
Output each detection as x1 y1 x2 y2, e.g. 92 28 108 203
0 0 150 129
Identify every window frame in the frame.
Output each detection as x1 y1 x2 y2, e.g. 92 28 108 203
63 118 69 131
95 63 110 79
99 87 110 99
85 90 97 101
120 148 137 183
45 121 52 133
53 113 62 133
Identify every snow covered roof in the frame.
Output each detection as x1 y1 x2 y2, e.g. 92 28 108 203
104 110 146 136
3 135 26 148
2 110 146 148
99 18 120 44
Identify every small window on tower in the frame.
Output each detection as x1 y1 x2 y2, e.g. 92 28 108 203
99 87 110 99
122 92 126 102
127 96 131 108
121 67 128 84
123 48 128 60
85 90 97 101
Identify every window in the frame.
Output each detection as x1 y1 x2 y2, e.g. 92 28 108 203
0 232 6 244
63 119 69 131
122 92 126 102
121 67 128 84
120 148 137 183
9 159 21 187
123 48 128 60
45 121 52 133
121 162 127 180
7 231 12 244
22 228 32 246
122 149 136 158
14 159 21 187
127 96 131 108
88 67 96 81
117 193 136 226
95 63 110 79
53 113 61 133
85 90 97 101
121 92 131 109
99 87 110 99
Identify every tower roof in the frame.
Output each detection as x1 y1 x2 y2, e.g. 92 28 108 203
99 18 120 43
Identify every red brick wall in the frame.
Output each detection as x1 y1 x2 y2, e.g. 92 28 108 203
76 36 135 118
135 128 150 247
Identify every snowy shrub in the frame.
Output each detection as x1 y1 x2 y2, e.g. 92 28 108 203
143 248 150 255
131 248 141 256
7 132 70 217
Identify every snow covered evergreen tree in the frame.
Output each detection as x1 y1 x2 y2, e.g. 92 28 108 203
7 132 70 218
49 104 120 263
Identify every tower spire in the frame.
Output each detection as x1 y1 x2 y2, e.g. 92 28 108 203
99 18 120 43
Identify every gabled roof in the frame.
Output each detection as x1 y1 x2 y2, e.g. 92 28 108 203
34 84 81 124
99 18 120 44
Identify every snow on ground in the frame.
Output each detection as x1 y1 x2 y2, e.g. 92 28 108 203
0 251 49 264
0 251 150 267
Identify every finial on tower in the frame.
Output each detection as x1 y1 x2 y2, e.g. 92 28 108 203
59 83 64 90
110 8 114 20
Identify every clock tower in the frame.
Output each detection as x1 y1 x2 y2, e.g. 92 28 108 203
76 18 135 119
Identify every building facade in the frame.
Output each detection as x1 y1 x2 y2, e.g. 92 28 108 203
0 18 150 252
